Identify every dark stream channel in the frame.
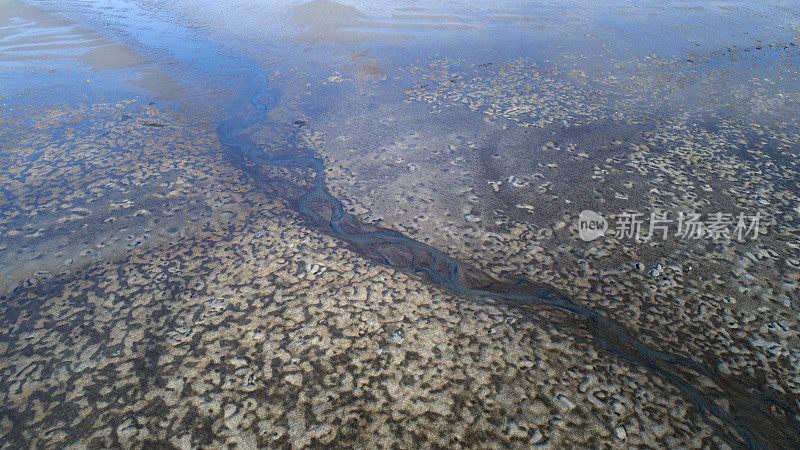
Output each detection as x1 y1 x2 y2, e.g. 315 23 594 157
218 68 800 449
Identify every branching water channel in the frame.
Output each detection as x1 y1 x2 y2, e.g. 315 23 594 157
5 0 800 447
217 68 800 449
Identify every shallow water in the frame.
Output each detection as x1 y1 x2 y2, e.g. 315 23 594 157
1 0 800 448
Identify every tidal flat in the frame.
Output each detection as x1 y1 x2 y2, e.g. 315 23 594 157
1 0 799 448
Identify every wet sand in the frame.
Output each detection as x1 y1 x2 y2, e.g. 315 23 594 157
1 0 799 448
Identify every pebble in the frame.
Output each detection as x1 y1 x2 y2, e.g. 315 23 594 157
284 373 303 386
614 425 628 442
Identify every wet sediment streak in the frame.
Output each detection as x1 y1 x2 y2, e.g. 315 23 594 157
220 74 800 449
